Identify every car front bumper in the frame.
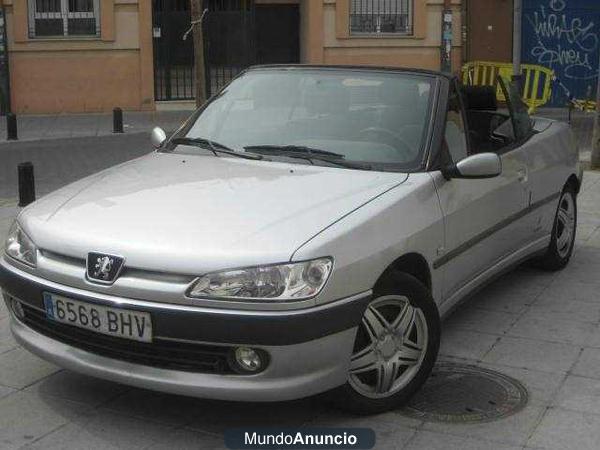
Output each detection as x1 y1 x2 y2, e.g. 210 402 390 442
0 258 371 401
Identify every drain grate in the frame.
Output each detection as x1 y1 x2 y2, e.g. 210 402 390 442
401 363 529 423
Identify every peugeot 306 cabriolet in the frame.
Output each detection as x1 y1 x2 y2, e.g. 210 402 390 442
0 66 582 413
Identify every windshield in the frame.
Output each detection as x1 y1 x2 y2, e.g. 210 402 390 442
171 68 435 170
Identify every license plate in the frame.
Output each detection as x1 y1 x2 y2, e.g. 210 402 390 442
43 293 153 343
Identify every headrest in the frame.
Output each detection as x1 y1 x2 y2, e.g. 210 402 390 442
461 85 498 111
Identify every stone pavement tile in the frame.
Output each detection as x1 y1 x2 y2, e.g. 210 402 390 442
0 347 59 389
467 289 540 315
309 412 418 450
323 404 424 430
0 299 9 321
443 307 520 335
572 348 600 379
553 375 600 414
506 312 600 346
422 404 547 446
439 329 499 361
528 295 600 323
404 430 522 450
0 317 19 355
586 228 600 249
542 278 600 305
576 223 600 243
482 273 550 297
482 337 580 373
102 388 207 426
146 428 225 450
0 390 92 450
24 370 130 407
185 398 322 434
477 362 564 407
528 408 600 450
23 409 175 450
0 384 16 400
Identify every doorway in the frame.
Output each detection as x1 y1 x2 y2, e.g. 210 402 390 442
466 0 513 62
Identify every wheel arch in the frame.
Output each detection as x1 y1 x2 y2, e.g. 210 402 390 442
376 252 432 292
566 173 581 194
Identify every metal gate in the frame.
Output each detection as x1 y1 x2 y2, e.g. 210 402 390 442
152 0 266 101
522 0 600 107
204 0 256 96
152 0 194 101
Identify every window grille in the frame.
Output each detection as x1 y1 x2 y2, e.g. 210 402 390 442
350 0 412 35
28 0 100 38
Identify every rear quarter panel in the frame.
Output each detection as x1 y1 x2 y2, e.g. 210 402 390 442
527 118 581 239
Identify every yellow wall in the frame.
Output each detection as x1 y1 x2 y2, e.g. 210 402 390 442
303 0 462 72
3 0 462 114
3 0 154 114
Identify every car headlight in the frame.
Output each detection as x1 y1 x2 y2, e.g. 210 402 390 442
187 258 333 301
4 221 37 267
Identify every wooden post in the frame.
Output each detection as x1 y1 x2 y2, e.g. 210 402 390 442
190 0 207 107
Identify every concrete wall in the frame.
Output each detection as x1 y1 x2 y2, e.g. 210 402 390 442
3 0 154 114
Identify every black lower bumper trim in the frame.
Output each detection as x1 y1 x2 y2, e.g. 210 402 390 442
0 262 370 346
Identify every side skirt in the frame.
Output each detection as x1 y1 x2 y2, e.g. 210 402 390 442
438 235 550 319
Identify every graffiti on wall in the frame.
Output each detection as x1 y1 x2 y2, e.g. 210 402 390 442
523 0 600 105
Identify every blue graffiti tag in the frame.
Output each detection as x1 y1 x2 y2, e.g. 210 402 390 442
526 0 598 80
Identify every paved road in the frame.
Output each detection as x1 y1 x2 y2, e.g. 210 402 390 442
0 134 154 201
0 133 600 449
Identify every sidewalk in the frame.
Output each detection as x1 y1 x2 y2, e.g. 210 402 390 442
0 111 192 143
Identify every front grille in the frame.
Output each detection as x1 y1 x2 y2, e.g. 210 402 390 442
21 303 235 374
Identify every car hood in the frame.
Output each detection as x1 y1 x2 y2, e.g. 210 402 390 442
20 152 408 274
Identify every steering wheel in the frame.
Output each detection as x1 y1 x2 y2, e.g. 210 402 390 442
358 127 414 155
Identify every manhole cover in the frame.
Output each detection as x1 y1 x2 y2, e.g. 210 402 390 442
401 363 528 423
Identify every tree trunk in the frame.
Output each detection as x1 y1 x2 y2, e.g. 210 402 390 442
191 0 206 107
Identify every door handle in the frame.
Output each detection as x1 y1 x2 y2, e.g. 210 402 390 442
517 167 528 183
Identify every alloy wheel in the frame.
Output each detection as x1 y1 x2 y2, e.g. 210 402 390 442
348 295 428 399
556 192 576 258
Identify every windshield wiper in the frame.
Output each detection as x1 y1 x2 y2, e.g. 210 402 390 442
245 145 372 170
171 137 263 160
245 145 345 158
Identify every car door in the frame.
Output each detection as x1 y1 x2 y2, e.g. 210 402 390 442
500 78 569 243
430 79 531 302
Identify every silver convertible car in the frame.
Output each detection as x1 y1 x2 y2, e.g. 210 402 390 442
1 66 582 413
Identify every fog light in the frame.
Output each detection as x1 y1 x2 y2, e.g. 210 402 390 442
10 297 24 320
234 347 263 373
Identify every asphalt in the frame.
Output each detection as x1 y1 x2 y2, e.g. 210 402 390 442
0 112 599 449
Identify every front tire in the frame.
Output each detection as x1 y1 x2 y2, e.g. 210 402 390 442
332 271 440 414
536 185 577 271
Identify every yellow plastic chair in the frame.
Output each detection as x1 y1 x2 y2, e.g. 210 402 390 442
462 61 554 114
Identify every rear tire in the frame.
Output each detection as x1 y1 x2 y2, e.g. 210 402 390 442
536 185 577 271
331 271 440 415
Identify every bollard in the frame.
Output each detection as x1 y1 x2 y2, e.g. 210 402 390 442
113 107 124 133
6 113 17 140
18 162 35 207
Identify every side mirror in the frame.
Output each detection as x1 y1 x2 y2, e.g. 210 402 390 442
443 153 502 180
151 127 167 149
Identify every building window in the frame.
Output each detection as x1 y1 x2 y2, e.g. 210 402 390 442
350 0 412 35
28 0 100 38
